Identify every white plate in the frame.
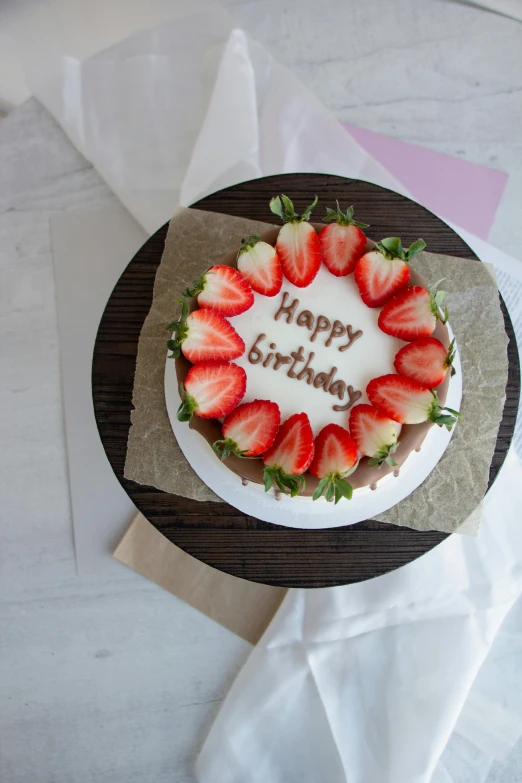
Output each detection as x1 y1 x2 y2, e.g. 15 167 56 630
164 327 462 529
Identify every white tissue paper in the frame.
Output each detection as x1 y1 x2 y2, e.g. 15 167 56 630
21 0 522 779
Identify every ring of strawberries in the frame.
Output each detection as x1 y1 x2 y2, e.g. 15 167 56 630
168 195 461 503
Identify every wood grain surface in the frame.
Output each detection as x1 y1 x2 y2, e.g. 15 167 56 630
92 174 520 588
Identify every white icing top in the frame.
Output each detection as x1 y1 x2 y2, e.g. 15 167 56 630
230 264 404 434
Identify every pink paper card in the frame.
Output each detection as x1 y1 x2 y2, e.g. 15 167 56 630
344 124 507 240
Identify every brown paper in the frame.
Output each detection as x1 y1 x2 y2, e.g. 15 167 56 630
125 208 508 534
114 513 286 644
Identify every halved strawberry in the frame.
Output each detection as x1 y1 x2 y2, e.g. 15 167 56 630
183 265 254 316
354 236 426 307
237 236 283 297
309 423 358 503
394 337 456 388
349 404 398 468
378 283 448 342
167 303 245 363
263 412 314 497
270 194 321 288
367 374 460 429
177 361 246 421
213 400 281 459
318 203 368 277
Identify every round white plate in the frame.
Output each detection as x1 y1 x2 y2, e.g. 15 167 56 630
164 330 462 530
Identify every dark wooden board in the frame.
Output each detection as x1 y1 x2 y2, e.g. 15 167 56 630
92 174 520 587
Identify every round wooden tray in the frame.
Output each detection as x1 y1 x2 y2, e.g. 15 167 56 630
92 174 520 588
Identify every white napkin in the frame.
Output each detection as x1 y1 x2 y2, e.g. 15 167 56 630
459 0 522 22
197 451 522 783
19 1 522 778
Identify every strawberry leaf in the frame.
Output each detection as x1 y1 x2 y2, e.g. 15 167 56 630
324 201 369 228
312 478 328 502
312 473 353 503
269 196 285 221
428 393 462 430
376 237 404 259
166 299 190 358
367 441 399 468
238 235 262 256
405 238 426 261
263 465 306 497
270 194 318 223
212 438 247 460
301 195 318 222
176 383 198 422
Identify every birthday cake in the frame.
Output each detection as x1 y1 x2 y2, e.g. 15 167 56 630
168 195 460 503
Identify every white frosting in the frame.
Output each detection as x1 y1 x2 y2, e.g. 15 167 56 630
230 264 405 434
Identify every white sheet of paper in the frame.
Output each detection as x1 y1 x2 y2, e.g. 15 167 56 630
51 208 147 573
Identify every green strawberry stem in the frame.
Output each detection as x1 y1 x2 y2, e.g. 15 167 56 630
312 472 354 504
429 279 450 325
180 268 211 299
367 441 399 469
166 298 190 359
446 338 457 377
428 391 462 430
323 201 369 228
375 237 426 262
263 465 306 497
237 235 262 256
212 438 248 460
269 194 318 223
176 382 198 422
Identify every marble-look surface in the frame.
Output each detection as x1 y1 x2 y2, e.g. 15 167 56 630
1 1 522 781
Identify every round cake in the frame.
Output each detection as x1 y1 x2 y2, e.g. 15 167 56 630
170 196 459 502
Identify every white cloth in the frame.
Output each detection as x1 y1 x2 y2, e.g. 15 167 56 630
197 451 522 783
18 1 522 779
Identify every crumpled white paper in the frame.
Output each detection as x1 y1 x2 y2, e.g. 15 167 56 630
20 0 407 233
20 1 522 779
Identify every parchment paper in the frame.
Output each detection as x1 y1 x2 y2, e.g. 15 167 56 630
114 513 286 645
125 208 509 534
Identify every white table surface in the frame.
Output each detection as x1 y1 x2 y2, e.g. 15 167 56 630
1 2 522 781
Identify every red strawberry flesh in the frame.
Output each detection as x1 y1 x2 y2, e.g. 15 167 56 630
378 286 437 341
181 309 245 363
276 221 321 288
263 412 314 475
237 238 283 297
319 223 367 277
349 404 398 465
197 265 254 316
216 399 281 457
367 374 436 424
354 250 410 308
394 337 453 388
309 424 358 478
179 361 246 420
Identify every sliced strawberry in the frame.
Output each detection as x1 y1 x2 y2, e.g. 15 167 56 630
318 203 368 276
394 337 456 388
354 236 426 307
367 374 460 429
167 304 245 363
309 423 358 503
270 194 321 288
349 404 398 468
183 265 254 316
262 412 314 497
213 400 281 459
237 236 283 297
177 361 246 421
378 283 448 342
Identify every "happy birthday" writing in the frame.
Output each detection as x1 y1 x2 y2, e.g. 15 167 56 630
246 292 364 412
